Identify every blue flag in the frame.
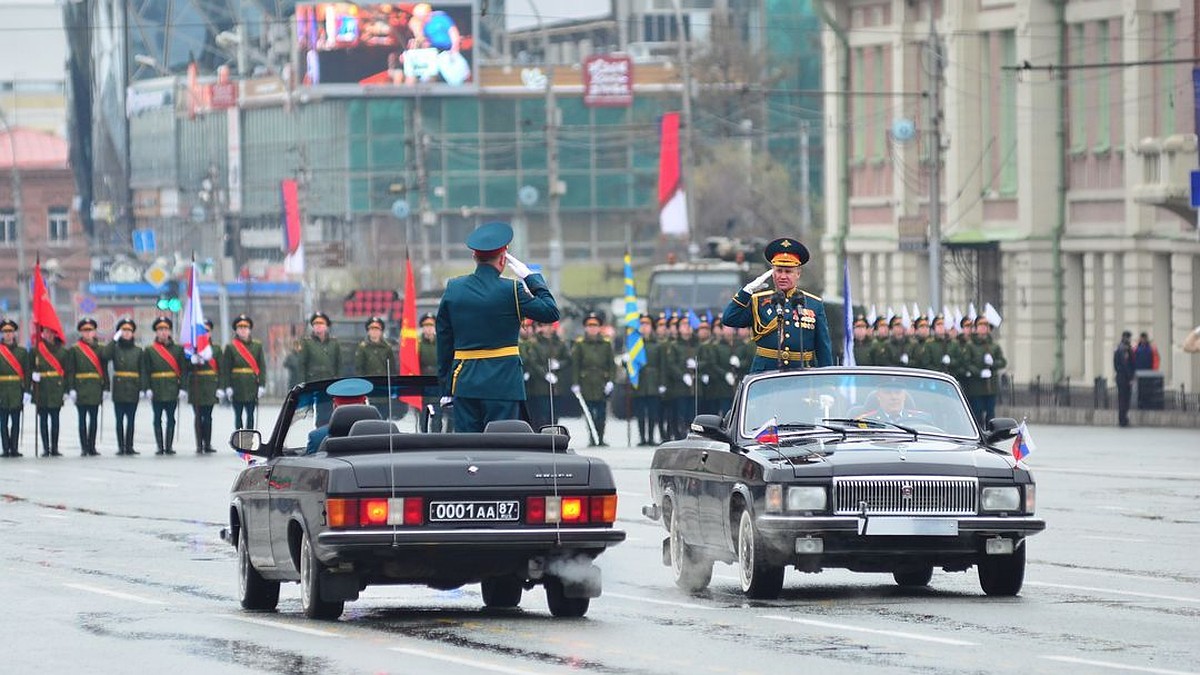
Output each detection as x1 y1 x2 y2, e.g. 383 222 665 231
687 308 701 330
842 258 856 366
623 251 647 387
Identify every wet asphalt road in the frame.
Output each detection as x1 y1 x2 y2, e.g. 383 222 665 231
1 404 1197 675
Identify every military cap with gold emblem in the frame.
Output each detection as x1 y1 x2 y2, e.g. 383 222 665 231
889 315 904 329
853 314 869 328
232 314 254 329
914 315 930 328
0 318 18 332
365 316 386 330
152 315 173 331
309 311 331 326
960 316 974 329
763 237 811 268
116 317 137 332
583 312 602 327
420 312 436 327
77 317 98 331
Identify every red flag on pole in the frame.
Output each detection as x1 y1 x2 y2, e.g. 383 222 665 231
31 259 65 343
398 253 421 408
657 111 688 236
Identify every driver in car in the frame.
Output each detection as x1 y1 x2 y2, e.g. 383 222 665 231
305 378 374 454
851 379 933 425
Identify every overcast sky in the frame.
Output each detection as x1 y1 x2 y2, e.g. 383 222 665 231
504 0 611 31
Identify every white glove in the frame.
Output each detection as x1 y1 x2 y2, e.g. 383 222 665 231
257 386 266 398
31 372 41 383
544 372 558 385
900 353 909 365
682 373 694 387
112 329 122 342
22 392 31 406
617 354 629 366
178 390 188 403
548 358 561 372
216 388 226 401
68 390 77 403
941 354 951 365
102 390 111 402
141 389 152 399
658 385 667 395
686 358 697 370
570 384 581 395
701 374 710 385
725 372 736 386
439 396 454 409
505 253 533 279
980 368 992 379
742 269 773 294
190 354 203 364
224 387 234 399
729 355 740 368
523 372 530 381
603 381 614 396
984 353 994 366
62 393 68 404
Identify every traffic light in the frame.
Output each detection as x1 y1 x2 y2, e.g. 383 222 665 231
157 280 182 312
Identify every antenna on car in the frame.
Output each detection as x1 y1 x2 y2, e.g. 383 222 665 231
547 354 562 544
386 360 398 544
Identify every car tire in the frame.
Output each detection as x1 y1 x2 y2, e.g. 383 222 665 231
669 503 712 593
238 527 280 611
544 576 589 618
481 576 523 608
300 531 345 620
736 509 784 600
893 566 934 587
978 541 1026 597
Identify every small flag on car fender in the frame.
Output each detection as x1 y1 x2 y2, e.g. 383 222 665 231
753 416 779 446
1012 419 1036 461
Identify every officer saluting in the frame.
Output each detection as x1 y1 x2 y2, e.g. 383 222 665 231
436 221 559 432
721 237 832 372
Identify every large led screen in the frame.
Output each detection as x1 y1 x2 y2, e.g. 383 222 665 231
295 2 476 92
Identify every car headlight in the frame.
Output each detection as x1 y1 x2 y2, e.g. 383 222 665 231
980 486 1021 511
786 486 826 512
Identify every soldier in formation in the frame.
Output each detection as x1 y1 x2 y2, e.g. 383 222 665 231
0 319 28 457
143 316 188 455
570 312 615 447
189 319 221 453
32 325 68 456
224 314 265 430
65 318 107 456
106 318 143 455
417 313 446 432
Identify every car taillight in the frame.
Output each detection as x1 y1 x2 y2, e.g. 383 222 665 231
590 494 618 523
326 497 423 529
525 495 617 524
360 499 389 526
526 496 546 523
402 497 424 525
327 498 355 528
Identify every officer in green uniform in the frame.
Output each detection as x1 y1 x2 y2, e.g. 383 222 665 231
722 237 833 372
522 320 570 429
0 319 30 457
965 316 1007 426
436 221 559 433
877 316 912 367
105 318 145 455
630 314 660 446
32 326 68 456
141 316 188 455
355 315 398 418
657 316 685 441
223 314 265 429
418 313 445 432
952 316 975 391
189 319 222 453
697 314 733 416
65 317 107 456
908 316 934 369
300 311 341 423
571 312 616 446
922 315 955 375
850 315 872 366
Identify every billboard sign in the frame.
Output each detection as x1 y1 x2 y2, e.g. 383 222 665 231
583 54 633 108
295 1 476 94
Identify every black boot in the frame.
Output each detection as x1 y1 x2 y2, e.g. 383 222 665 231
154 425 165 455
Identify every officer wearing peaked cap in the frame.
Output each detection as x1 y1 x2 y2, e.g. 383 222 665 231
104 318 145 455
223 314 264 430
188 318 222 453
722 237 832 372
417 313 446 432
436 221 559 432
65 317 107 456
142 314 188 455
0 319 29 457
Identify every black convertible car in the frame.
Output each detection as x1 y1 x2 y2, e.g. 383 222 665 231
222 376 625 620
642 367 1045 599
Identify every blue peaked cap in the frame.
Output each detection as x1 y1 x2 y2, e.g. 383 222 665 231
466 221 514 252
326 378 373 398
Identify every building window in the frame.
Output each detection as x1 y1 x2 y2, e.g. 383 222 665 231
1160 13 1176 136
48 207 69 243
1069 23 1086 154
0 210 15 245
852 47 865 163
1094 21 1111 153
999 30 1017 196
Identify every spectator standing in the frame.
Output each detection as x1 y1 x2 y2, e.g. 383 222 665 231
1113 330 1135 428
1133 332 1159 370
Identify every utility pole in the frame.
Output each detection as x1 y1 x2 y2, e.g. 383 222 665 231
0 109 28 340
526 1 562 296
412 86 433 292
926 17 944 312
799 120 811 237
672 0 696 258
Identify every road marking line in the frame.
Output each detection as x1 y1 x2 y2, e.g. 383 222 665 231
604 592 720 611
64 583 168 605
1027 581 1200 604
1042 655 1198 675
390 646 540 674
761 615 978 646
227 615 344 638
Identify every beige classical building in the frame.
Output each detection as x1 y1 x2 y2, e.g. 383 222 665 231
819 0 1200 391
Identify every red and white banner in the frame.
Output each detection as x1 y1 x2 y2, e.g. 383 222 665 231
583 54 633 108
180 262 212 361
281 178 305 274
658 111 688 236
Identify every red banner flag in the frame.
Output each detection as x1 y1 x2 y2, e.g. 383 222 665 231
658 111 688 236
398 254 422 408
31 260 65 344
280 179 302 255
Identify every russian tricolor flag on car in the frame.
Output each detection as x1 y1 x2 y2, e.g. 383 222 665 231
1011 420 1036 462
179 261 212 362
753 416 779 446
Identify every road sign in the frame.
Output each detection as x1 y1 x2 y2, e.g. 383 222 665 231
132 229 156 254
391 199 411 220
79 297 97 313
1190 170 1200 209
144 265 169 289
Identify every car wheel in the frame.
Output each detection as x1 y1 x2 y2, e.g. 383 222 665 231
736 509 784 600
481 576 523 608
238 527 280 611
544 576 589 618
669 503 712 593
893 566 934 587
978 541 1026 597
300 531 344 620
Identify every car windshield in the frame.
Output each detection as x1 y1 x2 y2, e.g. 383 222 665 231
277 378 436 453
740 371 978 439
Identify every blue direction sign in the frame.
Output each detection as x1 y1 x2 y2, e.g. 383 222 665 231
1191 170 1200 209
132 229 156 254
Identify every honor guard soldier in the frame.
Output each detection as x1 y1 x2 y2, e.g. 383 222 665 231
0 319 29 457
189 319 222 453
851 315 872 366
224 314 265 429
66 318 108 456
571 312 615 446
142 315 188 455
417 313 445 432
630 315 660 446
722 237 833 373
965 315 1007 426
525 320 571 429
436 221 559 432
32 325 68 456
300 311 341 421
697 315 734 416
105 318 144 455
658 315 686 441
355 315 397 418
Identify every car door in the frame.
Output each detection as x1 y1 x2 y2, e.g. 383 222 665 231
238 461 274 570
267 461 318 575
695 444 757 550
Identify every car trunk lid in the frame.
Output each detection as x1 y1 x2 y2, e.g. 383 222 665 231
344 451 593 488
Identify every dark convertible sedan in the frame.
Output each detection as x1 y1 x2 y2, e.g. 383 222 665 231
642 367 1044 599
222 376 625 620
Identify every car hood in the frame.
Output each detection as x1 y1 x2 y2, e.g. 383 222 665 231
772 437 1016 479
342 450 594 489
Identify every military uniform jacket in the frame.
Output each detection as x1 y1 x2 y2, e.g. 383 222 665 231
921 338 956 374
722 288 833 372
419 337 439 405
852 339 873 367
33 339 68 408
660 339 688 398
299 335 341 383
141 340 188 402
633 336 661 395
571 336 615 401
437 267 559 400
105 340 145 403
65 340 108 406
0 343 30 409
355 338 397 377
522 335 570 397
189 345 223 406
963 337 1007 397
699 338 735 400
223 337 265 402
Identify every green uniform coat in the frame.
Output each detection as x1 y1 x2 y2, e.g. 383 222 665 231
571 335 616 401
32 340 69 408
104 340 146 404
299 335 341 383
141 340 188 402
65 340 109 406
355 338 397 377
0 343 30 409
223 337 265 402
188 345 223 406
963 337 1007 397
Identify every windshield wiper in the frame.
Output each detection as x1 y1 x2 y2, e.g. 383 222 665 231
821 417 919 441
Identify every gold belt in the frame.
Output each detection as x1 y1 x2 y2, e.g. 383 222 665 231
150 372 178 379
114 371 139 378
0 375 18 381
75 373 101 379
454 345 519 360
755 346 815 361
195 371 217 377
231 367 255 374
39 371 62 378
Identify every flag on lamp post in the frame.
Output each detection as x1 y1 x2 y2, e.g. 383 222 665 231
179 260 212 361
658 112 688 236
398 253 421 408
31 258 64 344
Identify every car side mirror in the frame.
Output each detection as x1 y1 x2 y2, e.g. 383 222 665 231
540 424 570 441
690 414 733 444
230 429 263 454
984 417 1018 445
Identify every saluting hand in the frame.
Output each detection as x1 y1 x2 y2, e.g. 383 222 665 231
742 269 774 294
505 253 533 279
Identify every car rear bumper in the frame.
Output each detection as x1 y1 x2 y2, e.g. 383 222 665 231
317 526 626 551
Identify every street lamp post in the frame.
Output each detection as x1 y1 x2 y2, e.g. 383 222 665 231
527 1 562 296
0 108 29 339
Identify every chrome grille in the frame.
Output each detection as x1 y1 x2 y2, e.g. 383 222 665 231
833 476 977 515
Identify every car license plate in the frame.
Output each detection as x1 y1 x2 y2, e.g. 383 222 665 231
429 500 520 523
861 517 958 536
